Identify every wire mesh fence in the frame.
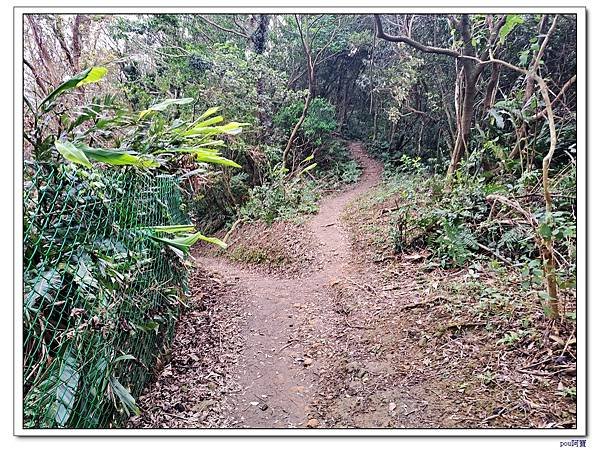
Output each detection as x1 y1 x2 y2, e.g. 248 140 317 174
23 161 190 428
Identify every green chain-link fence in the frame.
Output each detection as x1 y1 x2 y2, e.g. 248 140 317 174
23 161 190 428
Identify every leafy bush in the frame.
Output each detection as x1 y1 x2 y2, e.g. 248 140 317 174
237 139 361 225
314 140 362 188
240 176 319 224
274 96 337 147
24 165 188 428
384 153 575 280
388 171 490 267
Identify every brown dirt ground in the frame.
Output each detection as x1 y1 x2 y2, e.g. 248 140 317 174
204 220 319 278
129 141 576 429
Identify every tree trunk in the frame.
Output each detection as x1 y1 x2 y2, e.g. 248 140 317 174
389 121 397 148
71 14 84 72
482 62 500 113
283 88 312 169
252 15 269 140
447 73 477 176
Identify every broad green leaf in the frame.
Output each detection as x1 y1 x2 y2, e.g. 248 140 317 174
55 141 92 168
195 234 228 249
153 146 240 168
25 268 62 312
109 376 140 416
196 140 225 147
142 224 196 234
195 150 242 168
519 49 530 66
73 255 98 290
499 15 524 45
150 231 227 254
74 143 159 168
76 66 108 87
538 222 552 240
156 147 219 154
194 115 224 128
198 106 221 120
135 321 160 333
298 162 317 176
183 121 248 137
218 121 249 133
54 351 80 427
139 97 194 119
113 354 137 364
301 153 315 163
40 67 107 112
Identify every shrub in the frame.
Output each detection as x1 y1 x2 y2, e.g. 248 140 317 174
314 140 362 188
240 177 319 224
274 96 337 147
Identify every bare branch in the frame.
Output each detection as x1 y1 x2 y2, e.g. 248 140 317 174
531 75 577 121
532 15 559 74
198 15 250 39
374 14 461 59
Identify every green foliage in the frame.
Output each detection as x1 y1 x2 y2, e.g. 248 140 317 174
274 97 337 147
398 154 426 174
314 140 362 188
559 386 576 400
23 66 246 428
377 144 575 305
40 66 108 112
150 230 228 257
27 66 246 175
240 175 319 225
22 12 578 427
301 98 338 145
432 221 479 267
23 165 188 428
499 15 525 44
384 170 488 267
237 139 361 225
497 329 531 347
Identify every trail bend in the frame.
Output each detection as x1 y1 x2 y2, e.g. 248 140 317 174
194 141 382 428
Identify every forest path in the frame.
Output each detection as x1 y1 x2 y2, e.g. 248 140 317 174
196 142 383 428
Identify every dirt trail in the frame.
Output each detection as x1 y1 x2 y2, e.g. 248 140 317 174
195 142 382 428
131 140 577 430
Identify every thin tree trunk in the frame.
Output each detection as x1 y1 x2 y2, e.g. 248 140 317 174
71 15 84 71
537 76 560 319
389 121 397 148
27 15 56 85
283 89 312 168
447 74 477 176
483 62 500 113
252 14 270 141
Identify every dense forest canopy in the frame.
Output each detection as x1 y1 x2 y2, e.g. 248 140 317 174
22 12 577 429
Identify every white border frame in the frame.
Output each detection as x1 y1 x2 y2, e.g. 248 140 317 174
13 4 587 437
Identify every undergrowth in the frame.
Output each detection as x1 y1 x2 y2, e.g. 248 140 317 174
356 149 576 320
238 139 361 225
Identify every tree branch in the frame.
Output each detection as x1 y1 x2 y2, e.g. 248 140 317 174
198 15 250 39
374 14 461 59
531 75 577 121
